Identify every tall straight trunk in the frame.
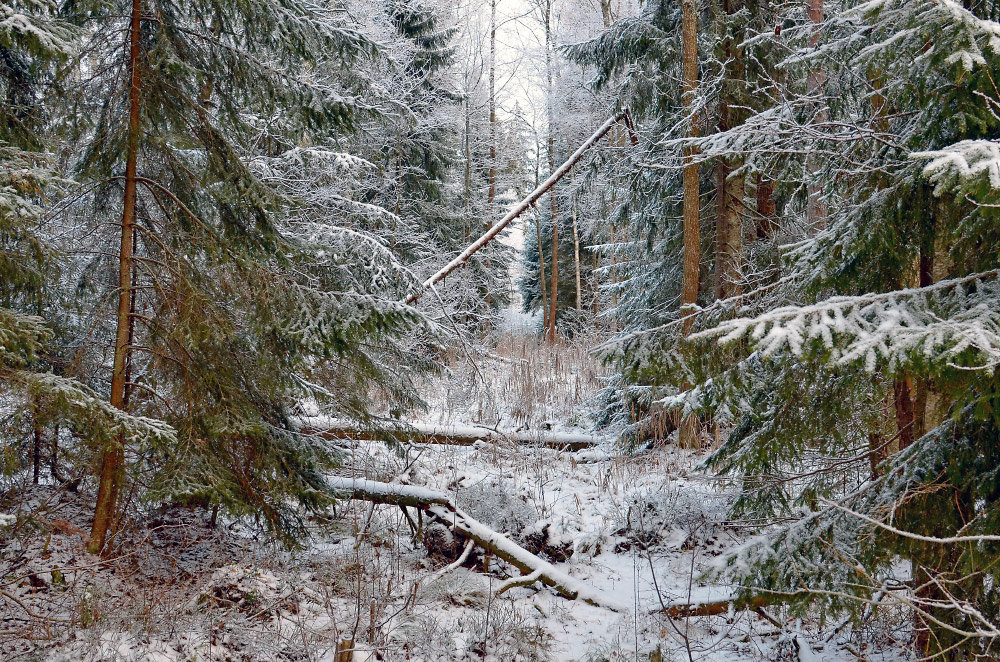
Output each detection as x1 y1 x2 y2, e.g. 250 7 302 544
545 0 558 341
464 100 472 239
488 0 497 224
568 136 581 311
537 214 548 330
572 198 581 311
678 0 701 448
805 0 827 231
592 251 599 320
911 215 935 439
715 0 745 300
32 417 41 484
534 137 548 330
89 0 141 555
714 159 744 299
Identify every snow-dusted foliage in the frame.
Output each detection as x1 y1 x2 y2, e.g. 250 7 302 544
697 271 1000 371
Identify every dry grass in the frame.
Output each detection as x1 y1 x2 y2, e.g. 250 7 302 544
424 331 610 431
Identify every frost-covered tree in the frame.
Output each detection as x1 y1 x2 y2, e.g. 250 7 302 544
635 0 1000 654
50 0 438 553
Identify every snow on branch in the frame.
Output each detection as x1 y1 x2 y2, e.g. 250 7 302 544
692 271 1000 371
325 475 627 611
913 140 1000 191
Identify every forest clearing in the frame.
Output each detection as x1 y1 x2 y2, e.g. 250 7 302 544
2 0 1000 659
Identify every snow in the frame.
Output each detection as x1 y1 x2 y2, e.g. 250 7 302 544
298 415 606 448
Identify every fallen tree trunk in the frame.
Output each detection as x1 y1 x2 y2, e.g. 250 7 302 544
298 418 601 451
326 476 626 611
404 109 637 304
657 595 770 618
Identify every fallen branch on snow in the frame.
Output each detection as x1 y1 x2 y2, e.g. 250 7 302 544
326 475 627 611
655 595 770 618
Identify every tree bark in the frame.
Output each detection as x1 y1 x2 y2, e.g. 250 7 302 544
572 197 582 311
537 213 549 329
488 0 497 226
755 173 776 239
545 0 559 341
893 377 915 451
805 0 827 231
715 158 744 299
714 0 744 300
89 0 141 555
301 421 599 451
32 417 41 485
678 0 701 449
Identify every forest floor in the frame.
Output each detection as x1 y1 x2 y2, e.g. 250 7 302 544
1 330 910 661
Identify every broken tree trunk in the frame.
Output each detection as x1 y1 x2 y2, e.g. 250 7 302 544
405 109 637 304
297 419 601 451
326 476 626 611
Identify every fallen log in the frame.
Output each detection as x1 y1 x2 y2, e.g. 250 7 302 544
298 418 601 451
657 595 771 618
326 475 626 611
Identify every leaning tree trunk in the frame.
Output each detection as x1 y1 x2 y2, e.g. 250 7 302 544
89 0 141 555
678 0 701 449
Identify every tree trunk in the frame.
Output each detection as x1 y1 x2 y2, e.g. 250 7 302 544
545 0 559 341
464 100 472 239
678 0 701 449
572 198 581 311
32 417 41 485
715 158 744 299
600 0 613 27
715 0 745 300
538 213 549 330
893 377 915 451
89 0 142 555
805 0 827 231
755 173 776 239
326 476 624 610
488 0 497 226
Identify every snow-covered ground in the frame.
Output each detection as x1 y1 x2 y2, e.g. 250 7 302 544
1 334 909 661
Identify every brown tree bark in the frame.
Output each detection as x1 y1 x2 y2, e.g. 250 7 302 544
678 0 701 449
755 173 776 239
714 0 745 300
893 377 915 451
89 0 142 555
715 159 744 299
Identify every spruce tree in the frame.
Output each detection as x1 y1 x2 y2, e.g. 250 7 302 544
52 0 434 553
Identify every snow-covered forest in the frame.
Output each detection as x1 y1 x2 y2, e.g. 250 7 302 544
2 0 1000 658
